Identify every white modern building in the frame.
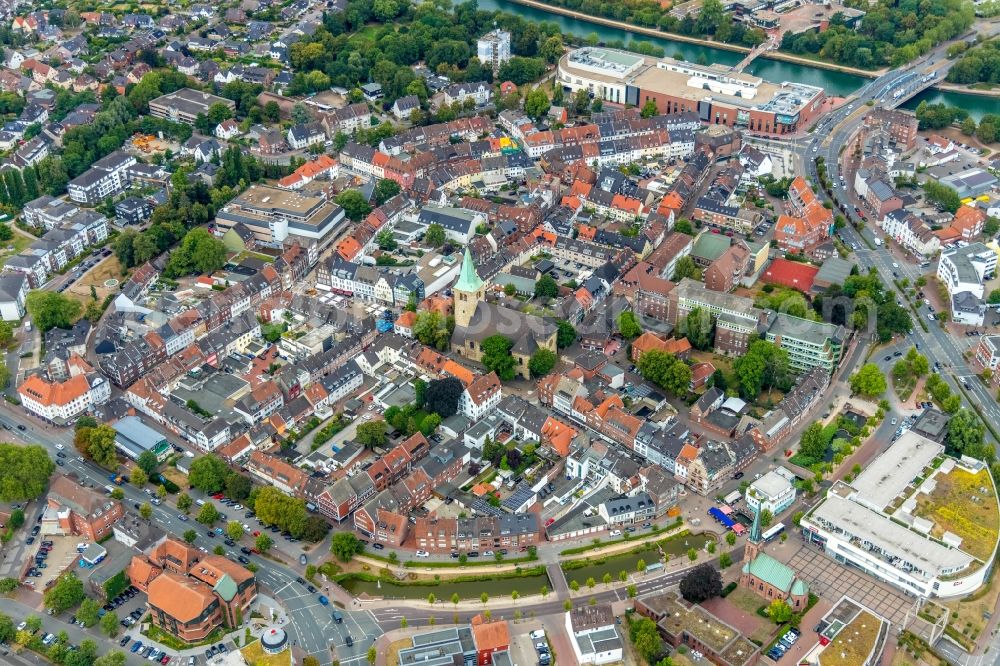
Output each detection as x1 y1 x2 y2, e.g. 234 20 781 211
0 273 28 321
566 605 623 665
745 468 796 516
937 242 996 300
801 431 1000 598
477 29 511 73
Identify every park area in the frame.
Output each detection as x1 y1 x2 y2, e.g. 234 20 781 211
913 466 999 562
66 254 125 304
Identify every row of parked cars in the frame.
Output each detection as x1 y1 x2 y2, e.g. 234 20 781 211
767 627 800 661
531 630 551 666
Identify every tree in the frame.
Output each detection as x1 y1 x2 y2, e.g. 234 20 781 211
424 223 446 247
163 228 227 278
77 598 101 627
225 473 252 501
139 502 152 520
480 592 489 604
226 521 244 541
640 100 659 118
481 335 517 380
534 274 559 299
177 493 193 514
719 552 733 568
528 348 557 377
637 350 691 397
768 599 793 624
367 646 377 665
849 363 887 397
196 502 220 525
551 321 578 351
678 563 723 603
617 311 642 339
946 408 989 460
524 88 550 120
356 420 388 448
93 652 128 666
335 190 372 221
374 179 402 205
630 617 663 663
331 532 363 562
188 455 229 493
44 572 85 613
376 229 397 251
682 307 714 351
255 534 274 553
423 378 463 417
131 468 148 489
183 529 197 543
0 444 55 501
760 508 773 528
26 291 81 331
798 421 828 462
671 255 701 281
99 611 119 637
726 531 737 546
733 339 791 400
136 450 158 476
427 593 436 604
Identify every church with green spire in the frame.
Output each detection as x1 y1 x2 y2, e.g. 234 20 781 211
739 506 810 610
451 248 558 380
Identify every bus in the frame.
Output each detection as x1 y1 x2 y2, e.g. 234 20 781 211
762 522 786 542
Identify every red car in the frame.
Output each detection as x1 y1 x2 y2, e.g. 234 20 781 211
252 530 261 537
212 493 224 500
545 518 555 527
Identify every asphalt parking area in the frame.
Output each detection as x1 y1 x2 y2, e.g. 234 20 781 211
33 535 80 588
786 545 913 626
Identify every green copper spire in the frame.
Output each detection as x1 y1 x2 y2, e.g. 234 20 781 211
749 504 762 544
454 248 484 293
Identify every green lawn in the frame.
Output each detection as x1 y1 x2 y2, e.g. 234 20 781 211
0 233 32 266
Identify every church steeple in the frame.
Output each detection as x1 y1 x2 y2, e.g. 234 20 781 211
744 504 763 563
453 248 485 328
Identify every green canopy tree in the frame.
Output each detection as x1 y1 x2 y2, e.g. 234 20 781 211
25 291 82 331
481 335 517 380
528 349 557 377
0 444 55 501
617 311 642 339
849 363 887 397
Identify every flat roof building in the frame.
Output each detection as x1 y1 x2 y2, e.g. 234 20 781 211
215 184 346 249
148 88 235 125
801 431 1000 598
558 47 824 136
112 416 171 461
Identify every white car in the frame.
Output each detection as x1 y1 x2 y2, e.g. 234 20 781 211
609 530 622 538
892 262 899 269
530 630 546 640
415 550 430 558
55 444 64 450
16 621 26 632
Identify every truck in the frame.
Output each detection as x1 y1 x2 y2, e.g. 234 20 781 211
108 473 124 485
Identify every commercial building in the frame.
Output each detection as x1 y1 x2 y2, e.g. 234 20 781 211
745 468 796 516
148 88 235 125
44 475 123 542
557 47 824 135
128 538 257 641
215 184 346 249
637 593 759 666
566 604 623 665
18 358 111 424
112 416 171 461
801 431 1000 598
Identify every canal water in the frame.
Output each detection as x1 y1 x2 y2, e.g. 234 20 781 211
337 570 552 600
477 0 998 118
561 533 715 585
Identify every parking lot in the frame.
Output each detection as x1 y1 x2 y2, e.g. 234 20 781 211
30 534 80 589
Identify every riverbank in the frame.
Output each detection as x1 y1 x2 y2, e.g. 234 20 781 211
499 0 885 78
933 82 1000 98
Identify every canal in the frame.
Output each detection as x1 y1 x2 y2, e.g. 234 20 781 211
477 0 998 118
561 532 716 585
337 570 552 600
